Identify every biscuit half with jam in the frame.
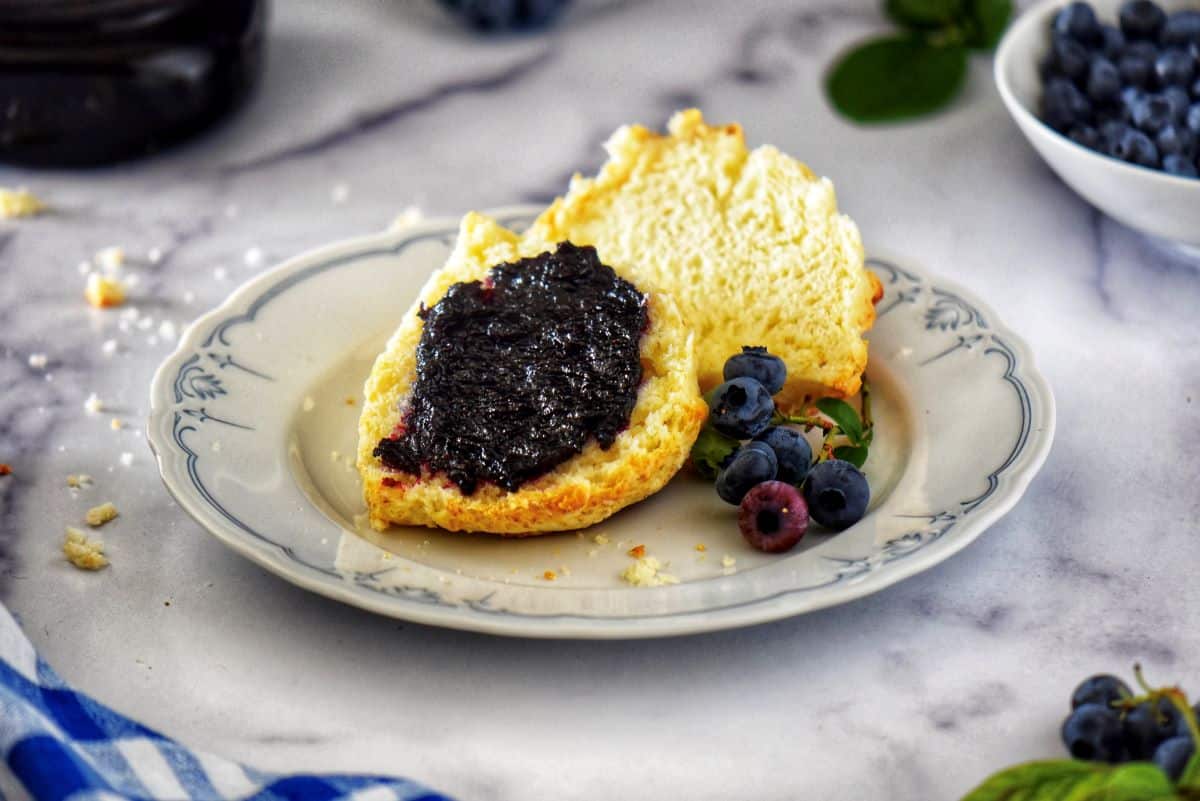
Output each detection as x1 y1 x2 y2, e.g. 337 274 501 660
357 212 707 535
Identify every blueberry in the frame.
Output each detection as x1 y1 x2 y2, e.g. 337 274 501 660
1043 77 1093 131
1191 77 1200 101
1161 10 1200 47
753 426 813 485
738 480 809 553
1062 704 1127 762
723 346 787 395
1132 94 1173 134
803 459 869 531
1052 35 1092 81
1174 703 1200 738
1071 674 1132 710
435 0 571 30
1187 104 1200 134
1100 24 1126 59
1119 87 1147 121
1163 153 1199 177
1119 53 1154 87
1156 48 1196 86
1111 127 1160 166
708 377 775 439
1123 39 1161 61
1119 0 1167 40
1163 87 1191 121
1100 119 1130 148
1087 57 1121 103
1157 124 1196 157
1155 736 1195 782
1125 698 1182 759
1069 124 1101 149
1055 2 1101 44
715 441 777 505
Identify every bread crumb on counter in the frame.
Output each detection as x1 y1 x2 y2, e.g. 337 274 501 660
85 273 126 309
695 543 707 552
83 393 104 415
0 187 44 218
95 246 124 272
66 473 93 488
620 556 679 587
0 464 12 476
27 353 47 370
85 502 119 527
63 527 108 570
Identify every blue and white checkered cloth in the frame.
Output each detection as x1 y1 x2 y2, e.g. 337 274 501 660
0 604 454 801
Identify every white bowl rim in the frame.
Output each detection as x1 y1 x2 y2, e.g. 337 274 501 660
994 0 1200 190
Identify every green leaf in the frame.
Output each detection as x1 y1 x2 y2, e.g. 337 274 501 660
690 426 740 480
826 35 968 123
815 398 864 444
964 0 1013 49
960 760 1177 801
885 0 964 29
833 445 869 468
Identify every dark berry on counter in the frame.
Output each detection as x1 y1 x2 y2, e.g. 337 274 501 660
1160 10 1200 47
1124 697 1182 759
1071 674 1132 710
708 377 775 439
435 0 571 31
1052 35 1092 80
1087 58 1122 103
1163 153 1199 176
1055 2 1102 43
753 426 813 486
1119 0 1167 40
1154 736 1196 782
716 442 777 506
1062 704 1128 762
723 346 787 395
1155 48 1196 87
803 459 869 531
738 481 809 553
1043 78 1093 131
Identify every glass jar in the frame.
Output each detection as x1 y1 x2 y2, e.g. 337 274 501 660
0 0 267 167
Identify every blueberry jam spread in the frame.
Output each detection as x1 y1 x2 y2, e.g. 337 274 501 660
373 242 648 495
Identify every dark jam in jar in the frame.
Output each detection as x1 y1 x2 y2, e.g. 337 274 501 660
0 0 266 167
374 242 648 495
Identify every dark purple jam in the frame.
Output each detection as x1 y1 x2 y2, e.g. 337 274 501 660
373 242 647 495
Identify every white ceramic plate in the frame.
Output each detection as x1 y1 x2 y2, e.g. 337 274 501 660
147 207 1055 639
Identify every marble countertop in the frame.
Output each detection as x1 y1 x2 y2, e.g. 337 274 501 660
2 1 1199 799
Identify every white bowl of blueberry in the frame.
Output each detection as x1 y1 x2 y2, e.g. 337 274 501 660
995 0 1200 253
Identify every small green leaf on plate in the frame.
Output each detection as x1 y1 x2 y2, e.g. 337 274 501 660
690 426 740 480
833 445 869 468
885 0 964 28
826 35 968 123
960 760 1177 801
964 0 1013 49
815 397 864 444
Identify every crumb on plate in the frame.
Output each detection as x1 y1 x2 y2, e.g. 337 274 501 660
593 533 610 546
620 556 679 588
63 527 108 570
543 570 557 581
627 544 645 558
85 502 118 527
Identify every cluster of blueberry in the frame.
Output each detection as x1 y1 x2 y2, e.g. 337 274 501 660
1062 673 1199 781
434 0 571 30
1039 1 1200 178
704 347 870 554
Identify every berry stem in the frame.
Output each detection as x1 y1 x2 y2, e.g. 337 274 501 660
1125 664 1200 747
